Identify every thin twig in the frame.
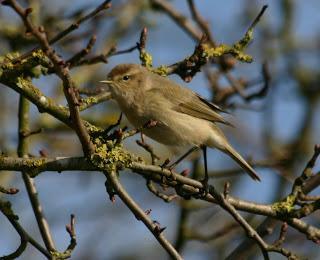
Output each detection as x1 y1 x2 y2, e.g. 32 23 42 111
273 222 288 247
136 138 160 165
186 0 214 43
8 0 112 64
66 35 97 67
18 96 56 252
106 170 182 259
5 0 95 156
146 179 177 202
209 185 299 260
150 0 201 41
0 199 51 259
187 222 239 241
1 155 319 245
0 185 19 195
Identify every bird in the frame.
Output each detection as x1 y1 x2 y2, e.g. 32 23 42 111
100 63 260 188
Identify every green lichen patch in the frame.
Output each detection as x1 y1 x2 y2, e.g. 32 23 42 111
234 27 254 51
31 49 46 60
203 43 253 63
84 121 103 135
24 157 46 177
140 51 153 69
0 53 16 70
28 158 47 168
80 96 98 108
90 140 132 172
15 77 43 100
152 65 169 77
272 194 296 216
16 77 29 89
50 249 72 259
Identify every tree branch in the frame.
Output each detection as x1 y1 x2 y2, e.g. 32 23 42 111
105 170 182 260
18 96 56 252
0 155 319 245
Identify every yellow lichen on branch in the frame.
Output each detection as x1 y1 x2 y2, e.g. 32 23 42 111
90 139 132 172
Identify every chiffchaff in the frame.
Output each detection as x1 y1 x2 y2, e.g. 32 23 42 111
100 64 260 183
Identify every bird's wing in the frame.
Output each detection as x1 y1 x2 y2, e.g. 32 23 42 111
175 94 232 126
146 82 231 126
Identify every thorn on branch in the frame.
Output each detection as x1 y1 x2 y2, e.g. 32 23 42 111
153 220 166 235
0 185 19 195
145 209 152 215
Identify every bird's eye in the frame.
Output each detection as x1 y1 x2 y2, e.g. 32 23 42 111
122 75 130 81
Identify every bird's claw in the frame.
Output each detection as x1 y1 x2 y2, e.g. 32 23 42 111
160 159 177 182
195 179 209 198
160 158 170 169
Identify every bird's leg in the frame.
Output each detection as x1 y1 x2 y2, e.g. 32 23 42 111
198 145 209 197
166 146 199 170
160 146 199 182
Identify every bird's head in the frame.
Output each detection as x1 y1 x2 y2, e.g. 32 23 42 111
100 64 147 99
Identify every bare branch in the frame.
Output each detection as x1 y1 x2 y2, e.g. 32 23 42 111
105 170 182 260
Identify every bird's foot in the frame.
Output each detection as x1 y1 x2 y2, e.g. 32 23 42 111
195 179 209 198
160 158 171 170
160 159 177 182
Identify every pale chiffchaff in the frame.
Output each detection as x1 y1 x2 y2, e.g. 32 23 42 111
100 64 260 184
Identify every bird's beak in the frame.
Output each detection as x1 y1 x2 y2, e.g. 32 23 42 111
100 80 113 84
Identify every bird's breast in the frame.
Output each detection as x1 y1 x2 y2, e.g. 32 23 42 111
115 92 214 147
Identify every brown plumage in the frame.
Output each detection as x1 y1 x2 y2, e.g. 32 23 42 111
101 64 260 181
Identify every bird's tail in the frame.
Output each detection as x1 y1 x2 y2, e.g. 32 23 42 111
222 145 261 181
